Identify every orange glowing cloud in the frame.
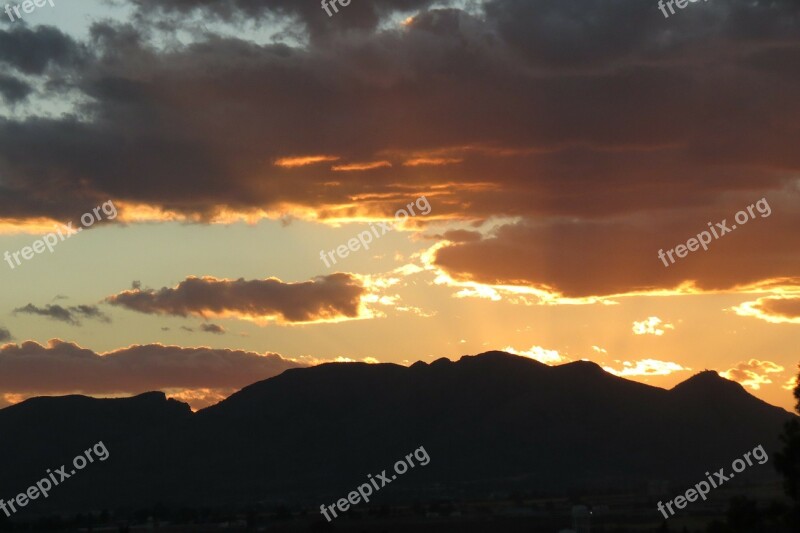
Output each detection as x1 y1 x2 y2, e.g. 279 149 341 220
0 217 67 235
164 387 236 411
721 359 785 390
603 359 690 377
733 295 800 324
402 157 463 167
274 155 340 168
502 345 569 364
332 161 392 172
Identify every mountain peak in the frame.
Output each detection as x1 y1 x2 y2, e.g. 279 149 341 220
552 359 608 379
672 370 739 392
459 350 548 367
669 370 762 407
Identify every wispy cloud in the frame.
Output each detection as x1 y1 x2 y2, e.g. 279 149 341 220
200 323 226 335
12 304 110 326
331 161 392 172
274 155 340 168
402 157 462 167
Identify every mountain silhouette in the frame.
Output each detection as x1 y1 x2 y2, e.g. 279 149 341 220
0 351 793 516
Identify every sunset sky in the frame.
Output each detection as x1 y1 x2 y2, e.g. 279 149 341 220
0 0 798 411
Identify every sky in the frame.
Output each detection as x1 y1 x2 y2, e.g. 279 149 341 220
0 0 798 411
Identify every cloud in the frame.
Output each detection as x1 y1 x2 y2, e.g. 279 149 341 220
12 304 110 326
199 323 225 334
0 393 24 410
0 1 797 297
784 375 799 392
106 274 367 324
0 339 303 397
733 295 800 324
431 195 800 299
502 345 568 365
402 157 462 167
332 356 381 364
0 74 32 104
603 359 690 377
429 229 483 243
0 327 11 343
331 161 392 172
0 1 794 230
591 345 607 354
274 155 340 168
289 355 382 366
129 0 443 43
721 359 785 390
632 317 674 336
0 25 85 75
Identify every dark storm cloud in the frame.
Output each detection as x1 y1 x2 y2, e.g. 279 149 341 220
106 274 366 323
434 190 800 297
1 1 798 219
0 75 32 103
0 0 798 295
0 25 85 74
0 327 12 343
12 304 111 326
484 0 800 70
129 0 441 41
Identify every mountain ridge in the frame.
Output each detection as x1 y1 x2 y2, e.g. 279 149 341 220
0 350 793 514
1 351 788 415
